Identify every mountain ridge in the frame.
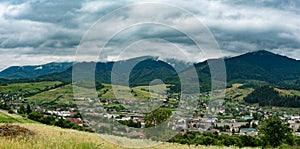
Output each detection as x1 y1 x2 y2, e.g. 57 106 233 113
1 50 300 90
0 62 73 79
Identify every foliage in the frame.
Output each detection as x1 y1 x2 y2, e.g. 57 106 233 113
118 119 141 128
168 131 263 147
259 116 293 147
17 105 26 115
244 86 300 107
144 108 172 128
26 104 32 114
28 112 93 132
0 102 11 111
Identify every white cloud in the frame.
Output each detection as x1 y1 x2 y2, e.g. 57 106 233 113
0 0 300 70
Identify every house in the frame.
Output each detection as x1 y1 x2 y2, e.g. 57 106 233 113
242 115 253 121
207 128 220 135
206 118 218 123
239 128 258 136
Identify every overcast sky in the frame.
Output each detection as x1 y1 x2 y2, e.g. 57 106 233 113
0 0 300 70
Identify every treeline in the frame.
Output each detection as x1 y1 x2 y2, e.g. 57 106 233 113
244 86 300 107
0 102 14 113
168 131 263 147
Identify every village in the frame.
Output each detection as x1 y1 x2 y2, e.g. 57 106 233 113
2 92 300 139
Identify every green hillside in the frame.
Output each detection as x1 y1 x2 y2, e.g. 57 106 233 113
99 84 168 101
0 81 63 97
0 111 36 123
25 83 167 108
25 84 75 107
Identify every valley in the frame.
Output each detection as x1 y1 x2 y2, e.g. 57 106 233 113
0 50 300 148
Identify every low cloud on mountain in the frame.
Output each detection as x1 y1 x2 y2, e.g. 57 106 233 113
0 0 299 70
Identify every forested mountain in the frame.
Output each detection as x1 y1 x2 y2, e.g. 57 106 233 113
1 50 300 91
244 86 300 107
35 57 178 87
194 50 300 90
0 62 72 79
225 50 300 84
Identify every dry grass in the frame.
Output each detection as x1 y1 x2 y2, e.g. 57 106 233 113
0 123 256 149
0 124 35 137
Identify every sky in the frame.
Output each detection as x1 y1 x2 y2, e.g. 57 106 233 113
0 0 300 70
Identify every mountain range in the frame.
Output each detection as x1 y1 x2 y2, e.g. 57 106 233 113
0 62 72 79
0 50 299 90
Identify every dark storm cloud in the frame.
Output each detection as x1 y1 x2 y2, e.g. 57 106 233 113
0 0 300 70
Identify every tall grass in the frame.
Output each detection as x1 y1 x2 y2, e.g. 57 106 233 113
0 123 257 149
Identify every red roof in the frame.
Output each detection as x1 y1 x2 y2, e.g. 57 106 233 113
129 132 145 137
67 118 83 125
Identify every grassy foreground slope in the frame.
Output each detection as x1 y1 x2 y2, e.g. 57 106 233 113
0 123 256 149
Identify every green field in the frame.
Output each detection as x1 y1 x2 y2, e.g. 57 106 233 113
98 84 168 101
25 84 75 106
0 81 63 95
25 83 168 108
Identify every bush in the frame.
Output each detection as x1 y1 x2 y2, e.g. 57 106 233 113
8 109 14 114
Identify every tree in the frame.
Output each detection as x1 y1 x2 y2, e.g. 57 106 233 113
26 104 32 114
28 111 43 121
144 108 174 141
259 116 292 148
17 105 26 115
144 108 172 127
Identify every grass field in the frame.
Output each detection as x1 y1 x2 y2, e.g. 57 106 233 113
26 83 167 107
98 84 168 101
0 123 256 149
225 84 254 101
0 81 62 95
25 84 75 105
0 111 36 123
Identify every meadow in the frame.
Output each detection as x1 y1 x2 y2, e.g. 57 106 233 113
26 83 168 107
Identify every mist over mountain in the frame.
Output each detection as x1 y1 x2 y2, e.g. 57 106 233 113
0 62 72 79
1 50 300 90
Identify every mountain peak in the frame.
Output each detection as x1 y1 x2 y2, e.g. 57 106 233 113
248 50 276 56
